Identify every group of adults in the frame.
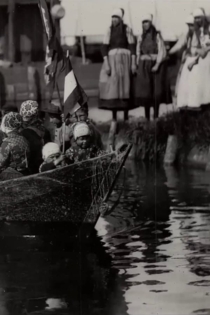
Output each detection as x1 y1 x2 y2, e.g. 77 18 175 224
98 7 210 120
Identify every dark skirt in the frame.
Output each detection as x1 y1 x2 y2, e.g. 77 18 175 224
133 59 172 107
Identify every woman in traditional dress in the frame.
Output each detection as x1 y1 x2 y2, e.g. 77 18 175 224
99 8 136 121
176 8 210 110
169 14 195 103
135 14 171 120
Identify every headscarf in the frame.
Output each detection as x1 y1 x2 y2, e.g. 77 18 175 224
1 112 22 134
73 122 91 140
142 13 153 23
42 142 61 160
112 8 123 19
186 14 194 25
193 8 209 46
20 100 39 121
193 7 205 18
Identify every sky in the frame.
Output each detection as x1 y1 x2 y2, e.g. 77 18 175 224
60 0 210 45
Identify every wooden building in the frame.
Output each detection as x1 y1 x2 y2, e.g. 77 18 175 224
0 0 60 63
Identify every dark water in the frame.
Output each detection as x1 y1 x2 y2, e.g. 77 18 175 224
0 161 210 315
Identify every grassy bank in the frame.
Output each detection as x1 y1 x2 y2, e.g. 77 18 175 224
97 109 210 163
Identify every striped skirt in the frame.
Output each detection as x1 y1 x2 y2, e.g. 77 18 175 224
99 48 135 111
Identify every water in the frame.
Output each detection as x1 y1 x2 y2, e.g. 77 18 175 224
0 161 210 315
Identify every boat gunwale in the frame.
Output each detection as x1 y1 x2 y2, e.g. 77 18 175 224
0 151 118 186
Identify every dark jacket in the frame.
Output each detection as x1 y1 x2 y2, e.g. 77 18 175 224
21 123 51 174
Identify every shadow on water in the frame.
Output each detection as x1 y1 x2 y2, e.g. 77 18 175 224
0 223 126 315
1 161 210 314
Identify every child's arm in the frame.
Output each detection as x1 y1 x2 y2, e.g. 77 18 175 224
65 148 75 164
39 155 65 173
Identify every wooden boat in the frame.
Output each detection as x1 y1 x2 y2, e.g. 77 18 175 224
0 144 132 230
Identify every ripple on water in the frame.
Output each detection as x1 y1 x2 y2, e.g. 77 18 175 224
188 280 210 287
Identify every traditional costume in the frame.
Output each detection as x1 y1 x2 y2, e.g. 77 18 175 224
169 14 194 103
176 8 210 109
134 14 171 119
99 8 136 116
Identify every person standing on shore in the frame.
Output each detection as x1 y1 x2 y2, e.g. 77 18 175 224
134 13 171 121
176 8 210 111
98 8 136 121
169 14 195 103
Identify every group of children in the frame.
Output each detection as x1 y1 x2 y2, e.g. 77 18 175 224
0 100 104 179
40 121 105 172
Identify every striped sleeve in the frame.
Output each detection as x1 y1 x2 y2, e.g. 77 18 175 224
102 27 111 57
126 26 136 55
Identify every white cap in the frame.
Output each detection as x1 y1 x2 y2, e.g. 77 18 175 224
112 8 123 19
42 142 61 160
142 13 153 22
193 8 205 18
186 14 194 25
73 122 90 140
51 4 65 20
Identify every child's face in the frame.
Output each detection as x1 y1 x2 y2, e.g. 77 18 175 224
49 116 62 127
69 109 88 123
46 153 61 162
76 135 91 149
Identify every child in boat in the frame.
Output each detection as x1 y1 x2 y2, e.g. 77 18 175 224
65 122 105 164
0 112 30 179
39 142 67 173
45 111 72 150
66 103 104 150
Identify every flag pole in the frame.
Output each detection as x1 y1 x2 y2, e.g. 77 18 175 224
61 50 70 154
55 81 66 154
78 1 86 65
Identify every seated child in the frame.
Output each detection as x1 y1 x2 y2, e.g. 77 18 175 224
65 122 105 164
66 103 104 149
44 108 72 151
39 142 66 173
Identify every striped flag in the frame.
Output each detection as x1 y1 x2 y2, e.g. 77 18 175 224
38 0 64 94
63 55 88 118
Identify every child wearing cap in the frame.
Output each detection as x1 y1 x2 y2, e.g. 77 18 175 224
39 142 66 173
65 122 105 164
66 104 104 150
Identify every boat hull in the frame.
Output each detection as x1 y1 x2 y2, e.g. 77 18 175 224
0 154 113 223
0 144 132 229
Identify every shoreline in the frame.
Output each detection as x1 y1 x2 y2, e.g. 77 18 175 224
94 110 210 170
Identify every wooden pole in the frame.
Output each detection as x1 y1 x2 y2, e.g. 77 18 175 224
77 1 86 65
8 0 15 62
107 121 117 151
56 82 65 153
80 36 86 65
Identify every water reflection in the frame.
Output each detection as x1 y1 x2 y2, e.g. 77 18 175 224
96 161 210 315
1 161 210 314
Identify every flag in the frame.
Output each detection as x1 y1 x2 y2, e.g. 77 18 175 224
38 0 64 94
63 55 88 118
